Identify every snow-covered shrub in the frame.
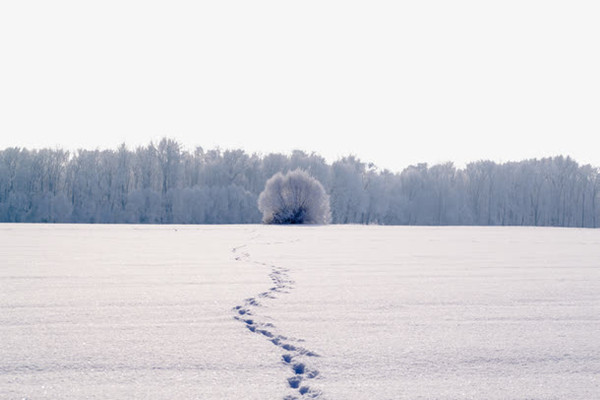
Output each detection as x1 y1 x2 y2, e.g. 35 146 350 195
258 169 331 224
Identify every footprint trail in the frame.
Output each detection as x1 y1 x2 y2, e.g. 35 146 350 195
232 240 323 399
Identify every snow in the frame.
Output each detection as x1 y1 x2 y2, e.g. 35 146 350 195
1 224 600 399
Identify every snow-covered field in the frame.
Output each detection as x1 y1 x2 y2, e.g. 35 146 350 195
1 225 599 399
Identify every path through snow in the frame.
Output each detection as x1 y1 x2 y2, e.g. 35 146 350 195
232 237 323 400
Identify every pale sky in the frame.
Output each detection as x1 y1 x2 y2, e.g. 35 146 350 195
1 1 599 172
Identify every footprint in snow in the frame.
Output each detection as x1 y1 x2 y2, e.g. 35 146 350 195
231 241 323 399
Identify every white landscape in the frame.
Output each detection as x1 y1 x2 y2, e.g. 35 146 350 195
1 224 600 400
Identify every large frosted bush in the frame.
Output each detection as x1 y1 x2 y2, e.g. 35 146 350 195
258 169 331 224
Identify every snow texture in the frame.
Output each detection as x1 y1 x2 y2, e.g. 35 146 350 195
1 224 600 399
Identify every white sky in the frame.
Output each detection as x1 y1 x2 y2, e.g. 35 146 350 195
1 1 599 172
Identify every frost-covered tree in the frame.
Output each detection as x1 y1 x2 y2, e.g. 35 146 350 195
330 156 368 223
258 169 330 224
1 140 600 227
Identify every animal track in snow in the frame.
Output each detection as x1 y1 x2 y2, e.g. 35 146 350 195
231 240 322 399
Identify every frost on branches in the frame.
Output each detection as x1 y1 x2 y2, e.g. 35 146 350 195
258 169 331 224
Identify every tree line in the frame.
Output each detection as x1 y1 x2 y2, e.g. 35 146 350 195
1 138 598 227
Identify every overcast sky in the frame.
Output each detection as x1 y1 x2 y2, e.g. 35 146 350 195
1 1 598 172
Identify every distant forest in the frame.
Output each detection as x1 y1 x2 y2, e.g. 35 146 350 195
1 138 599 227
